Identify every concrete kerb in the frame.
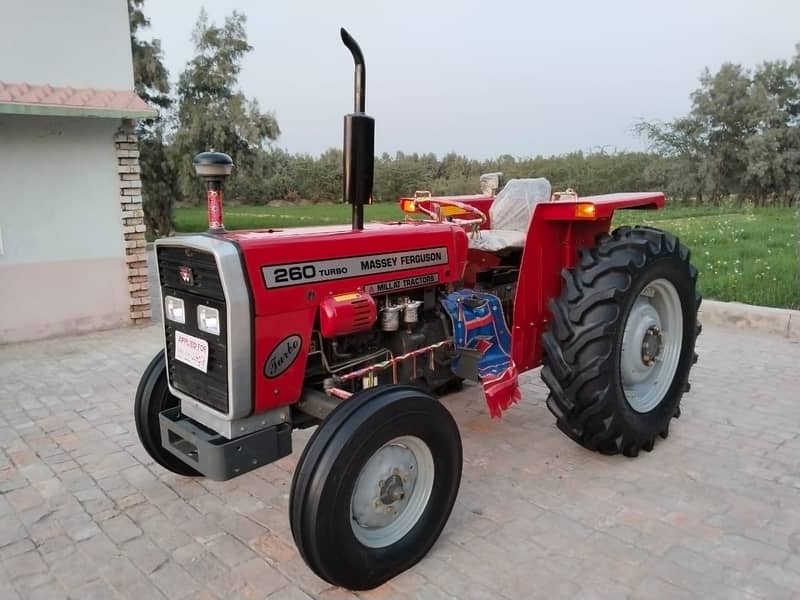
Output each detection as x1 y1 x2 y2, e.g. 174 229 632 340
699 299 800 339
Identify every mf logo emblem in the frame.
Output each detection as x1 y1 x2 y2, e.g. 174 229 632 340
179 266 194 285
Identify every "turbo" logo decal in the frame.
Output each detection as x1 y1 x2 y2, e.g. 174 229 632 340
264 335 302 378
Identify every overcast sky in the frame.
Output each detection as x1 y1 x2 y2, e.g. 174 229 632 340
147 0 800 159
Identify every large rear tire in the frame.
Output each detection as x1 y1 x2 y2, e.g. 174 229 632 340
289 385 462 590
541 226 701 457
134 351 201 476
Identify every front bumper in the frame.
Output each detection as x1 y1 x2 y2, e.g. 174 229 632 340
159 407 292 481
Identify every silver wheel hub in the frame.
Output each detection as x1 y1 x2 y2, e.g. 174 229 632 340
379 473 406 505
640 326 663 366
620 279 684 413
350 435 434 548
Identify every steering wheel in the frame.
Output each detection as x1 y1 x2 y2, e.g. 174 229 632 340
407 191 487 229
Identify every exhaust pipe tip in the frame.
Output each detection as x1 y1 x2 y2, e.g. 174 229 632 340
193 151 234 233
340 28 374 231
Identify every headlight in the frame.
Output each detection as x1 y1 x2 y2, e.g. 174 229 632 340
164 296 185 324
197 305 220 336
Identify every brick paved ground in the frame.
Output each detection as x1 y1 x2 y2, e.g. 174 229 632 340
1 323 799 599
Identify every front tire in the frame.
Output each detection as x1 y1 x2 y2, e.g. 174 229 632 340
289 385 462 590
541 226 701 457
134 351 201 476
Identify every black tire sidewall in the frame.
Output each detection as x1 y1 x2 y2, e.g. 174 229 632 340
610 254 696 434
134 351 201 477
296 389 462 590
541 226 701 455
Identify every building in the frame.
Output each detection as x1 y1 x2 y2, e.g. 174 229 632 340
0 0 154 343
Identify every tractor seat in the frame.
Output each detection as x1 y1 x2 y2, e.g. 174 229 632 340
468 178 551 252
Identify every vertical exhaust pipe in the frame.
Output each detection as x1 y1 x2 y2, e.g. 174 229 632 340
341 28 374 231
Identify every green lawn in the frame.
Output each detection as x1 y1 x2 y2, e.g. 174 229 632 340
614 207 799 309
174 203 402 231
173 204 799 309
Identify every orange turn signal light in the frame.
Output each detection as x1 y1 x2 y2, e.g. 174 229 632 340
400 198 417 213
574 203 597 219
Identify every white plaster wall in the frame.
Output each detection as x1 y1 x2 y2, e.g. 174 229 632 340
0 257 131 343
0 115 131 342
0 115 125 265
0 0 134 90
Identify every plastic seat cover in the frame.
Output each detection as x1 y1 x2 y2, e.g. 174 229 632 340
468 178 551 251
468 229 527 252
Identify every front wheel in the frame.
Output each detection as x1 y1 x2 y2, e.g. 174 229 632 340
541 226 701 457
134 351 201 476
289 385 462 590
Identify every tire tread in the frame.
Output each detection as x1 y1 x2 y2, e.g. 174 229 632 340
541 226 701 456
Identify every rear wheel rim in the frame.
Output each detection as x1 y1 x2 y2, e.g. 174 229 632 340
620 278 683 413
350 435 434 548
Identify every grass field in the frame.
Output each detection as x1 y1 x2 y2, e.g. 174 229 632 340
173 204 799 309
174 203 402 231
613 207 799 309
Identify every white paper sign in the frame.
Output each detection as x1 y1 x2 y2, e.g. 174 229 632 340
174 331 209 373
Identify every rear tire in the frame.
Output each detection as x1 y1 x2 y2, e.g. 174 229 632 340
289 385 462 590
541 226 701 456
134 351 201 476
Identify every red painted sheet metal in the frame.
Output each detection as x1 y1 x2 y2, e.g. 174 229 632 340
578 191 665 207
253 310 316 412
508 192 659 372
541 192 665 220
228 221 469 412
224 190 663 411
229 221 469 317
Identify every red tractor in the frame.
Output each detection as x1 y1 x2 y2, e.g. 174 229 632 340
135 29 700 590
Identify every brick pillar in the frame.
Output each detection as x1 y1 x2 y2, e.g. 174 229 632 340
115 120 151 324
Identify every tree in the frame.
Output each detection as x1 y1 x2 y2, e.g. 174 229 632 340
173 10 280 202
128 0 179 235
744 52 800 204
128 0 170 110
637 44 800 206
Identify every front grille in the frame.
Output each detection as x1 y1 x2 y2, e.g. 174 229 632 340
158 246 229 413
158 246 225 301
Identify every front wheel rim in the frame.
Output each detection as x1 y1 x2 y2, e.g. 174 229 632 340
620 278 684 413
350 435 435 548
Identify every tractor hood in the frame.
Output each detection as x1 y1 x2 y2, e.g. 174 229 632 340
223 221 469 317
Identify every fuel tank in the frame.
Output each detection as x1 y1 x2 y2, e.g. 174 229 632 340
223 220 469 412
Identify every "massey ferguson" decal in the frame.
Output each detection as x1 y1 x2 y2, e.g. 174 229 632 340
262 247 449 288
